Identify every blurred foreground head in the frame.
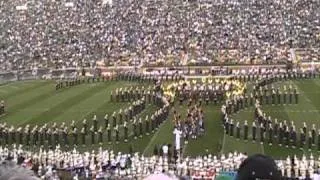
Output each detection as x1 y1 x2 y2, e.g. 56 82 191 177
237 154 281 180
0 161 40 180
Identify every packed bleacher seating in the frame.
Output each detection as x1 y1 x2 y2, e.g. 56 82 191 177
0 0 319 72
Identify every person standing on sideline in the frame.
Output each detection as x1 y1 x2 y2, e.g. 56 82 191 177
173 127 183 156
162 144 169 158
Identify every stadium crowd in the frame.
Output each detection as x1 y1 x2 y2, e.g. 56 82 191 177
1 0 320 72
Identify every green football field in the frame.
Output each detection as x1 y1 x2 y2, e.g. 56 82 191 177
0 79 320 159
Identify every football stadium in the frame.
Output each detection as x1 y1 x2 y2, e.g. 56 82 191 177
0 0 320 179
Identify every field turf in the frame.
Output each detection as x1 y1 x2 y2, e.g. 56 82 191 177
1 79 320 158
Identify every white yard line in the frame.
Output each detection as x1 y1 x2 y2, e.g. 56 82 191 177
0 89 8 93
291 81 316 109
9 86 19 89
311 79 320 88
220 132 226 154
260 144 265 155
142 121 166 155
79 99 110 120
181 143 187 158
242 109 319 113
